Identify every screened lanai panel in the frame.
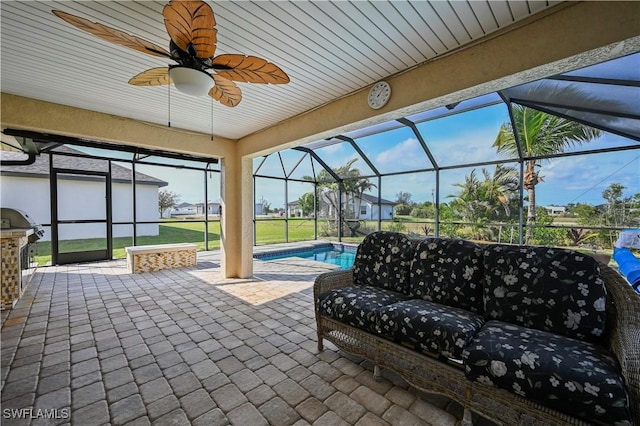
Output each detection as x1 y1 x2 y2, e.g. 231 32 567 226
255 177 285 216
139 156 213 168
312 141 375 180
381 172 437 210
254 154 285 178
416 102 514 166
405 93 502 124
439 163 521 242
504 80 640 141
562 52 639 82
354 126 434 174
534 150 640 209
534 106 639 144
279 150 308 179
52 147 109 172
287 181 316 242
286 151 316 181
57 145 133 161
112 161 133 225
341 121 404 141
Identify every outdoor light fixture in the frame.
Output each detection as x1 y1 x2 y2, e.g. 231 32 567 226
169 66 213 97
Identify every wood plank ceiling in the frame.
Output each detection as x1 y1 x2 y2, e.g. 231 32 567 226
0 1 559 140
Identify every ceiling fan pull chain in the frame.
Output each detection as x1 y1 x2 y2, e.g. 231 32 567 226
168 83 171 128
211 97 214 141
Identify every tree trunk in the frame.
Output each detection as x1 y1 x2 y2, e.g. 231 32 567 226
524 161 538 244
526 187 536 243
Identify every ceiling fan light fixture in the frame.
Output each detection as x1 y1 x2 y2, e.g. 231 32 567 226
169 66 213 97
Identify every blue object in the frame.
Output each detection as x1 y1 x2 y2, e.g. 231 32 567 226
613 247 640 293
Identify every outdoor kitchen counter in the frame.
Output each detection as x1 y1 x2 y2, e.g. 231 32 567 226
1 228 34 309
1 227 35 238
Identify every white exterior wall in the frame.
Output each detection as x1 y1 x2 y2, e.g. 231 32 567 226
1 175 160 240
0 176 51 239
357 202 395 220
133 184 160 237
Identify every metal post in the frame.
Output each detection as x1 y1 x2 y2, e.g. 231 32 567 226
377 176 382 231
204 168 209 250
132 159 138 245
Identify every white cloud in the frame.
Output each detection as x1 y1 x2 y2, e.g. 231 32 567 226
374 137 432 171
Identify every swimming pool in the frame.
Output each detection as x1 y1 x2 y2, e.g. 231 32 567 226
255 245 356 270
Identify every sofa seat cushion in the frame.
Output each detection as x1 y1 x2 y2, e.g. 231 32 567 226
482 244 607 342
317 285 410 334
377 299 485 360
353 231 414 294
409 238 484 313
462 320 631 424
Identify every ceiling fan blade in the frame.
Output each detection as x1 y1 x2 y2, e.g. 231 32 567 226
212 54 290 84
128 68 171 86
52 10 170 58
209 75 242 108
163 1 216 59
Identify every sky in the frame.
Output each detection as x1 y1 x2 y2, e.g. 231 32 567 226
253 102 639 209
77 100 639 210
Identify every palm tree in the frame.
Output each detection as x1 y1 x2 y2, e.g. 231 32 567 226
303 158 376 236
481 164 519 217
450 165 519 240
450 165 518 223
493 105 601 242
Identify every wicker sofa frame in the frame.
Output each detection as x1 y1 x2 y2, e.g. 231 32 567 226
314 260 640 425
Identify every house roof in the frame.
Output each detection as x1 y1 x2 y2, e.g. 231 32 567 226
0 146 167 187
360 193 396 206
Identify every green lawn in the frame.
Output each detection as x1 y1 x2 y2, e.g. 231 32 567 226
255 218 315 244
34 219 319 265
35 222 221 265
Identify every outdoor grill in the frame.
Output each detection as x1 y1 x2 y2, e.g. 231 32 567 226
1 207 45 243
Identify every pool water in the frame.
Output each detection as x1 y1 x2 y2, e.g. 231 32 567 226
259 247 356 270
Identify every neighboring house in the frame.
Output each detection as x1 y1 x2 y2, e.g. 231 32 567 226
168 202 198 217
356 193 396 220
287 200 304 217
163 201 222 218
195 201 221 216
545 205 567 216
1 147 167 241
313 193 396 221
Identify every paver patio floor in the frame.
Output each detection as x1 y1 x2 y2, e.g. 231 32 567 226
1 250 496 425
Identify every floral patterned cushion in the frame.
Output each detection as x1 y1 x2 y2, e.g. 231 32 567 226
482 244 607 342
377 299 485 360
409 238 484 313
462 321 631 425
317 285 410 334
353 231 415 294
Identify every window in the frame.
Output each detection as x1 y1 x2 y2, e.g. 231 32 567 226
360 206 367 215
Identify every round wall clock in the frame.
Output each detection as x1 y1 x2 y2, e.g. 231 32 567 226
367 81 391 110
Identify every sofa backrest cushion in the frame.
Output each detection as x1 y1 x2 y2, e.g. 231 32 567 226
482 244 607 341
353 231 414 294
409 238 484 313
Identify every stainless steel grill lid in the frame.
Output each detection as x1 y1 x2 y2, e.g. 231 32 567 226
1 207 44 241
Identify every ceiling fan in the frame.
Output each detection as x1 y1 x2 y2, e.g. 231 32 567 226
52 0 290 107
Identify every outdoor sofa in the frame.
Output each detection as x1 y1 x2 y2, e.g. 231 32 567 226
314 231 639 425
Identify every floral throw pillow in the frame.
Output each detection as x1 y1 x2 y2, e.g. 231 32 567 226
353 231 414 295
409 238 484 313
482 244 607 342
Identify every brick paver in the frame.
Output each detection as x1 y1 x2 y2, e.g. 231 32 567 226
0 251 489 426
